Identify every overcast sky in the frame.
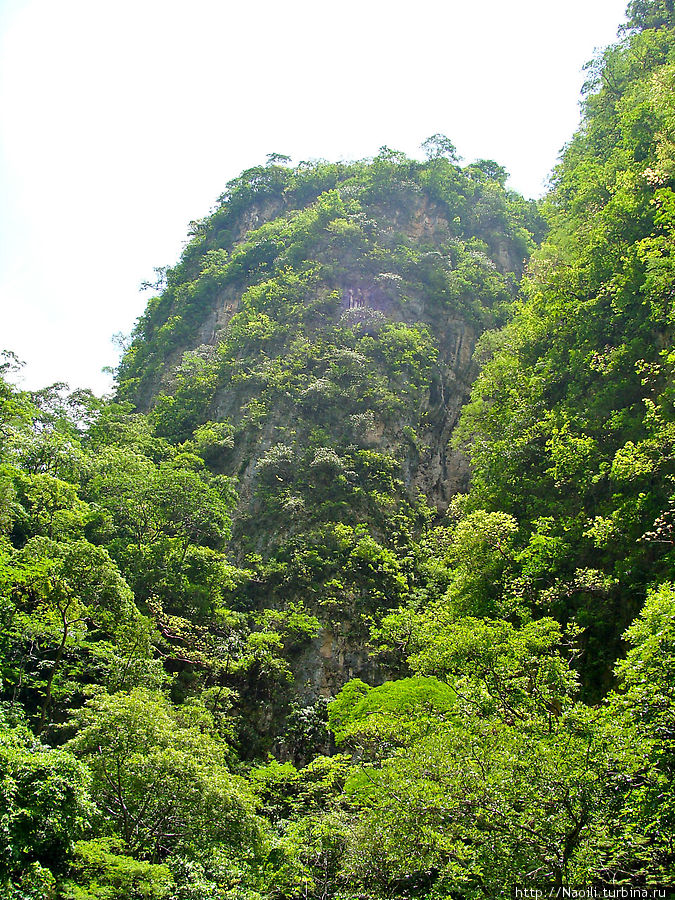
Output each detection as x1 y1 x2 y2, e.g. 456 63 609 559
1 0 629 394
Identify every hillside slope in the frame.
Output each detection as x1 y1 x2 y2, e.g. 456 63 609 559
2 3 675 896
116 146 542 700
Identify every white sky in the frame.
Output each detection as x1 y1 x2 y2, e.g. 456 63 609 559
1 0 628 394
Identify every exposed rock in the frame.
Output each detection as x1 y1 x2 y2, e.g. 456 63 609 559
117 157 541 714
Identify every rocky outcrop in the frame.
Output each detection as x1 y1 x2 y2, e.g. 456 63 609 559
117 155 540 711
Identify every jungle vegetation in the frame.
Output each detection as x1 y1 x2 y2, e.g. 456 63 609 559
1 2 675 896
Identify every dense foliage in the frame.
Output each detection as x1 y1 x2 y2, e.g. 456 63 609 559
2 2 675 896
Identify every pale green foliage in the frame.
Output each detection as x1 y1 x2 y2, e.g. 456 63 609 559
67 689 262 865
408 615 577 721
604 582 675 879
328 677 456 754
441 509 520 618
3 537 146 728
341 712 617 898
60 839 174 900
0 721 91 888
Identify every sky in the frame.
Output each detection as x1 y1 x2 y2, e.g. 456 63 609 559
1 0 629 395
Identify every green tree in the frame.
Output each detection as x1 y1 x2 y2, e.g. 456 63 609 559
67 689 263 867
603 582 675 881
0 718 91 891
421 134 459 162
3 537 146 730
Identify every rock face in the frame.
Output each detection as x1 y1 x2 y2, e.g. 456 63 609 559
117 154 541 708
412 321 475 508
297 625 384 703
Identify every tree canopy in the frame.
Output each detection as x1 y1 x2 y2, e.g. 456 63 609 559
2 3 675 896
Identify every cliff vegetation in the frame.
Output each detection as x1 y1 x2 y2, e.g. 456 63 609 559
1 2 675 896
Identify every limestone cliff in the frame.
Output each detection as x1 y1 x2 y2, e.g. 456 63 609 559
116 151 543 717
